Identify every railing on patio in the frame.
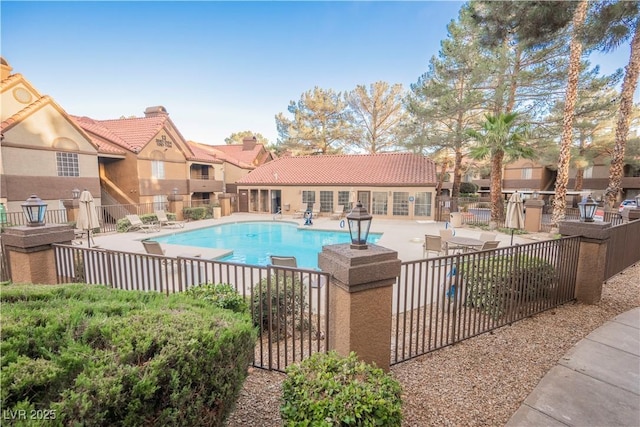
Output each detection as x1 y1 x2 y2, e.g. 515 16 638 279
52 244 329 372
1 209 68 228
604 219 640 280
391 237 581 366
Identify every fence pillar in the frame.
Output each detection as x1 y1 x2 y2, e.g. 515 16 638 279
558 221 611 304
62 198 80 223
2 224 74 284
318 243 401 372
524 198 545 232
168 193 184 221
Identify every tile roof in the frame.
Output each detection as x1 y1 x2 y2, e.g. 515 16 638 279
185 141 222 163
72 115 168 153
187 141 269 168
71 115 131 154
237 153 437 186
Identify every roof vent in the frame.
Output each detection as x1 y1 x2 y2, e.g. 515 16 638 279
144 106 168 118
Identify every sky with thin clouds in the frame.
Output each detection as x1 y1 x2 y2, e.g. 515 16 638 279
1 1 635 145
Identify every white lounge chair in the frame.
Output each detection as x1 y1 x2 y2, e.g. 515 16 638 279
269 255 298 267
330 205 345 220
142 240 200 258
155 210 185 228
125 214 159 233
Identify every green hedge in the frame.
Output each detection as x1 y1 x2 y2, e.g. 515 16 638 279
461 254 556 319
251 275 309 340
184 283 248 313
1 284 256 427
281 351 403 426
183 207 212 221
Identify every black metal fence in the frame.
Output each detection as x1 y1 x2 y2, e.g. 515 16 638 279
52 244 330 372
0 238 10 283
391 237 581 365
604 219 640 280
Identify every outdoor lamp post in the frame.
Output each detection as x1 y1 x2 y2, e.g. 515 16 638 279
72 188 81 199
346 201 372 250
578 194 598 222
22 194 48 227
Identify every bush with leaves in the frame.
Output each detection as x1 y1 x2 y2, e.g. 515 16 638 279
461 254 556 319
1 284 256 427
281 351 403 426
183 207 211 221
116 213 159 233
459 182 479 195
184 283 248 313
251 274 309 339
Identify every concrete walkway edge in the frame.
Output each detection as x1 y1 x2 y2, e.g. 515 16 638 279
506 307 640 427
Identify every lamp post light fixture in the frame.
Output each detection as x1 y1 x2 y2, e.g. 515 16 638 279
173 187 178 196
72 188 81 199
578 194 598 222
22 194 48 227
346 201 372 250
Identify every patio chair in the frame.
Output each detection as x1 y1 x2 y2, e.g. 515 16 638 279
269 255 298 267
311 203 320 217
439 229 463 254
155 210 185 228
293 204 307 219
330 205 345 220
142 240 200 258
125 214 159 233
468 240 500 252
479 232 497 242
423 235 443 258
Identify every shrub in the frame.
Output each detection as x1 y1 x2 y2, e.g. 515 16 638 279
281 351 403 426
184 283 248 313
459 182 478 195
461 255 556 319
1 284 256 427
251 274 309 339
116 213 158 233
183 207 211 221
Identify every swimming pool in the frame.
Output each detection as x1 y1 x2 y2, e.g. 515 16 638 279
152 221 382 269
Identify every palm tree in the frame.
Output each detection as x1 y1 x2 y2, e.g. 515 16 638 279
467 113 533 224
552 0 590 225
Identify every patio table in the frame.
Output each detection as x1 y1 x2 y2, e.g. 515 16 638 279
444 236 484 254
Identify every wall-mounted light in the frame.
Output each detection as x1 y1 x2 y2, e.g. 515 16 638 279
72 188 81 199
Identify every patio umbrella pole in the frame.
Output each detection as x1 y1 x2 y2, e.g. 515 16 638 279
511 228 514 246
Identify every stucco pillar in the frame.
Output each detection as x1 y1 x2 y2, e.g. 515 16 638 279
318 243 401 371
62 199 80 223
558 221 611 304
524 198 545 233
2 224 74 285
168 193 184 221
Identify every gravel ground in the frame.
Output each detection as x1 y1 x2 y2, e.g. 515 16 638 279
224 262 640 427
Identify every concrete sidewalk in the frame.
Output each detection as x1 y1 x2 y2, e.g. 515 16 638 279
507 307 640 427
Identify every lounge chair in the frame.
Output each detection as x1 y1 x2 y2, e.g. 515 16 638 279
155 210 185 228
330 205 345 220
125 214 159 233
142 240 200 258
471 240 500 251
479 232 497 242
293 204 308 219
311 203 320 217
269 255 298 267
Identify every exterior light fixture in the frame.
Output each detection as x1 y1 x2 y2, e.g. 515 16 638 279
72 188 81 199
173 187 178 196
578 194 597 223
532 190 539 199
22 194 48 227
346 201 372 250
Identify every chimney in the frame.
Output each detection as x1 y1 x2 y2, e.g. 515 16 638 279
1 57 13 81
242 136 257 151
144 106 169 118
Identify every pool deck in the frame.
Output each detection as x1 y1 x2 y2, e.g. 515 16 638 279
89 212 549 262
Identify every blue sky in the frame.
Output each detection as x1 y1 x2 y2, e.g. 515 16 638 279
1 1 635 145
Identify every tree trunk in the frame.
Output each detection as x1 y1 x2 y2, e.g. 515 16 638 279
575 168 584 191
491 150 505 223
452 148 464 197
552 0 588 225
604 22 640 208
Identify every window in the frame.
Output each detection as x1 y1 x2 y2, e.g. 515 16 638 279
414 192 432 217
371 192 388 215
392 192 409 216
320 191 333 213
583 166 593 179
56 152 79 177
302 191 315 210
521 167 532 180
151 160 165 179
153 195 166 211
338 191 350 209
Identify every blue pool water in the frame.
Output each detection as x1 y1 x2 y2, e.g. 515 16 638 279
152 221 382 269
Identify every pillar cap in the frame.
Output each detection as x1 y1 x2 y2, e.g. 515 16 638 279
558 220 611 240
